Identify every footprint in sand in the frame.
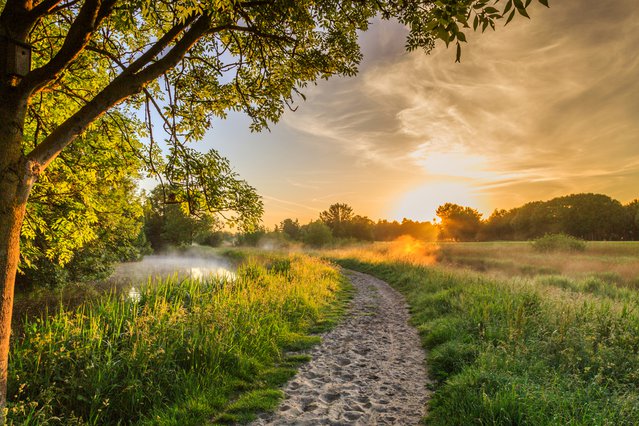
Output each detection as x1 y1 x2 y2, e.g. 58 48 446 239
250 270 431 425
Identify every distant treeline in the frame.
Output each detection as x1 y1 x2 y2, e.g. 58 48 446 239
268 193 639 244
140 192 639 253
480 193 638 241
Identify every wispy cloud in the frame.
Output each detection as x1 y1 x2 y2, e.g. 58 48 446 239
281 0 639 212
261 195 319 213
207 1 639 226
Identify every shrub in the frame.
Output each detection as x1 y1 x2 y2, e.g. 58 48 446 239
531 233 586 253
301 221 333 247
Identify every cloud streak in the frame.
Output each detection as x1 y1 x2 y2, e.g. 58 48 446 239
281 0 639 216
206 1 639 226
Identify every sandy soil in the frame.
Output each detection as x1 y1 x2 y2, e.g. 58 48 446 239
251 270 430 425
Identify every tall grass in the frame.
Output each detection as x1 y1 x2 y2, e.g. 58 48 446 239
8 252 346 425
335 255 639 424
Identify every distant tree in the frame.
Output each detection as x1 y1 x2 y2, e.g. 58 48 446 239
509 194 628 241
345 215 375 241
320 203 354 238
436 203 483 241
374 219 403 241
301 221 333 247
510 201 560 239
480 209 514 241
558 194 627 240
235 227 267 247
624 200 639 240
195 230 229 248
280 218 301 240
400 218 438 241
144 186 222 250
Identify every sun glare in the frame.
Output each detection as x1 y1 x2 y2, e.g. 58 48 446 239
411 150 495 179
391 181 484 223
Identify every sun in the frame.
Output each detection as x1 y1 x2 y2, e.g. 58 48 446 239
390 181 484 223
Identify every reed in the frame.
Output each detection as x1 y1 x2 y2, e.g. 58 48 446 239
8 252 346 425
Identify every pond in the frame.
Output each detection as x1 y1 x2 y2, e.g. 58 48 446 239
110 254 237 283
109 254 237 302
13 252 238 327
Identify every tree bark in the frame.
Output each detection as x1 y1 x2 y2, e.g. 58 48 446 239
0 89 33 421
0 161 33 420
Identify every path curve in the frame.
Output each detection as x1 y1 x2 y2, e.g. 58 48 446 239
251 269 430 425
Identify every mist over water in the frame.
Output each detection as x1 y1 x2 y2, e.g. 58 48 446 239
110 252 236 286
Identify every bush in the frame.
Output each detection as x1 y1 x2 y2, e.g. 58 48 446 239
301 221 333 247
531 233 586 253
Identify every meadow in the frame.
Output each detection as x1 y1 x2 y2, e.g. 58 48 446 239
7 251 350 425
328 239 639 424
9 240 639 424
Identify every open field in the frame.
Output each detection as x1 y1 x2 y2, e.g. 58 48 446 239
328 240 639 424
8 251 350 425
436 241 639 286
326 239 639 287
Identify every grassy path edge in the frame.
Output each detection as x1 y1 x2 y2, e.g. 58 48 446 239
7 252 353 425
209 270 355 425
333 257 639 425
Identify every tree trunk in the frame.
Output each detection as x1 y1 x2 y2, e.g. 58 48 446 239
0 75 33 419
0 153 34 420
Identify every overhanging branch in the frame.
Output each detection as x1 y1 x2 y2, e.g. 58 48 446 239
21 0 117 95
25 13 213 170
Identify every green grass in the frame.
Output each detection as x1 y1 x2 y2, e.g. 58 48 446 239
334 255 639 425
8 251 350 425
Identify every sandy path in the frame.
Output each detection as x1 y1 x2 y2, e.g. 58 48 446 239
251 270 430 425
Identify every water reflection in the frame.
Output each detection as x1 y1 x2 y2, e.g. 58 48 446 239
189 266 236 281
111 254 236 291
128 286 141 303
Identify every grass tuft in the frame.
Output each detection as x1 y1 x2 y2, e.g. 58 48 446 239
333 251 639 425
8 251 348 425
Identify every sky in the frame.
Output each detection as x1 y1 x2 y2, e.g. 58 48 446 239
200 0 639 227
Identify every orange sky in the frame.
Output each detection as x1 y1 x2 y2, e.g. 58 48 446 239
203 0 639 227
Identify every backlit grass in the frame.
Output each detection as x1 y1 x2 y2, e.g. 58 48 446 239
332 244 639 425
8 251 348 425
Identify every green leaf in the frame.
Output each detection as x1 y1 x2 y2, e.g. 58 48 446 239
539 0 550 6
456 42 462 63
505 9 516 25
503 0 513 14
517 7 530 18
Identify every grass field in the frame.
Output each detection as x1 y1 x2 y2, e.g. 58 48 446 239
8 250 350 425
436 241 639 287
329 240 639 424
10 241 639 424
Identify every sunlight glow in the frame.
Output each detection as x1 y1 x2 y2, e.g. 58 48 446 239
411 149 493 178
387 235 437 263
390 181 485 223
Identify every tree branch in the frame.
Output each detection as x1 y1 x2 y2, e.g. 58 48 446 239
21 0 116 94
26 14 212 170
29 0 66 18
118 13 197 77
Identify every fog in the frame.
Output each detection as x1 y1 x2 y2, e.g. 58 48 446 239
109 252 236 286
